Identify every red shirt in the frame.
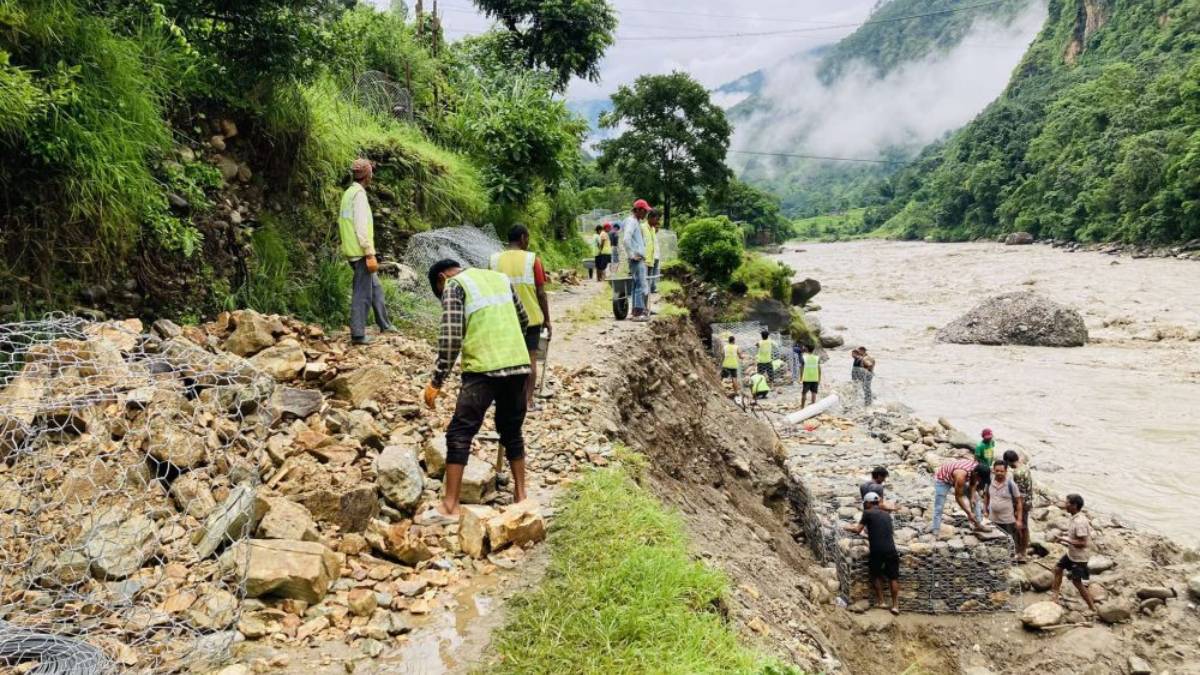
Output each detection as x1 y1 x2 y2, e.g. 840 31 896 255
532 258 546 286
936 459 977 484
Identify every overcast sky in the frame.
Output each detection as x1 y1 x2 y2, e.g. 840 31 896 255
409 0 883 100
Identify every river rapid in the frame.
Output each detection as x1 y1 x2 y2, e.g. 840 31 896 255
776 241 1200 545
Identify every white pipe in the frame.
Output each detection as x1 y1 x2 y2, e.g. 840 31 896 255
784 394 840 425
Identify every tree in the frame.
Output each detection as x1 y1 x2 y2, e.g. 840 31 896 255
677 216 744 284
706 179 791 244
597 72 732 228
472 0 617 91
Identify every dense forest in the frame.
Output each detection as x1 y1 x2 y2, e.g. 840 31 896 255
869 0 1200 244
0 0 614 320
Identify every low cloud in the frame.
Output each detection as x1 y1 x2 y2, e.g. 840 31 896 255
732 1 1047 167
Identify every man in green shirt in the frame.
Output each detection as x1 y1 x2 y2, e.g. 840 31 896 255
973 428 996 522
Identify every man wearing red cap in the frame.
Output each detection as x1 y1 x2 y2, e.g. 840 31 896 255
621 200 651 321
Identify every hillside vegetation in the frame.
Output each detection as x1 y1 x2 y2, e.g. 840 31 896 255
730 0 1036 218
0 0 590 321
870 0 1200 244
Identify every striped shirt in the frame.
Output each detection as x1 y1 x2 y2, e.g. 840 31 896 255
935 459 978 484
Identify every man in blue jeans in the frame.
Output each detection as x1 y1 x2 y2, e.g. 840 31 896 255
621 199 650 321
931 458 986 533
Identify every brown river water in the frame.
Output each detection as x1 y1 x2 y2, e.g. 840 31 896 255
776 241 1200 546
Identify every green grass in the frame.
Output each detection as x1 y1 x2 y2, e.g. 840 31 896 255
791 208 871 242
490 463 794 674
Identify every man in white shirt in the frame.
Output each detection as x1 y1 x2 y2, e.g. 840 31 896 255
621 199 650 321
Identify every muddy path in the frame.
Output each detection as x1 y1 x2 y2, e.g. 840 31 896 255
235 279 638 674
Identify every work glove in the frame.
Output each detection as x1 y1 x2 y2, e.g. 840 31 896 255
423 383 441 409
365 255 379 274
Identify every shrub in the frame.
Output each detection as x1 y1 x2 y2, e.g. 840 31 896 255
731 256 794 302
677 216 744 284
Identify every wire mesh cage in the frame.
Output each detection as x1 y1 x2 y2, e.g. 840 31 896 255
347 70 414 123
0 317 276 672
398 226 504 300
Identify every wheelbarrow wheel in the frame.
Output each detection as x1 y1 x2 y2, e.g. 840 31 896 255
612 297 629 320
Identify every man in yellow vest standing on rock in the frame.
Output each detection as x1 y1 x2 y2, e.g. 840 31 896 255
800 343 822 407
339 158 394 345
756 330 775 378
419 259 531 525
490 225 551 408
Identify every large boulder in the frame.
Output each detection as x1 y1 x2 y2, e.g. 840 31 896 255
255 497 320 542
485 500 546 552
790 278 822 306
1020 601 1065 629
1188 574 1200 601
460 460 497 505
222 539 339 603
745 299 792 333
937 292 1088 347
375 445 424 510
1005 232 1035 246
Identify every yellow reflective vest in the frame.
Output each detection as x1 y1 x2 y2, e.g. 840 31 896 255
750 372 770 394
449 268 531 373
338 183 372 259
756 339 773 364
802 353 821 382
722 343 739 369
595 233 612 254
642 221 655 264
490 250 544 327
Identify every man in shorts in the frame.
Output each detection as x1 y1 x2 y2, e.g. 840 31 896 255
799 343 821 407
844 492 901 615
1050 493 1096 612
720 335 742 396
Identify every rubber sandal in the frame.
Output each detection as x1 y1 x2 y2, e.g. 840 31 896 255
415 508 458 526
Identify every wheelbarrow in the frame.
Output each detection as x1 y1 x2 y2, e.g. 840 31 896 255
609 271 660 320
609 276 634 320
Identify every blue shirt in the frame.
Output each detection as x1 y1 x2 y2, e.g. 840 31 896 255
621 215 646 260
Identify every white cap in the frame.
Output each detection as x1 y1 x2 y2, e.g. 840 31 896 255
863 492 880 503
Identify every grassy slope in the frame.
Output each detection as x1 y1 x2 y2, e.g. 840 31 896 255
490 462 790 674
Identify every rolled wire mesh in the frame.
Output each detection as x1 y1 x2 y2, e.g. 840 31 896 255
0 317 274 672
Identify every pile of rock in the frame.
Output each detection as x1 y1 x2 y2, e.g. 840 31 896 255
937 291 1088 347
0 308 609 669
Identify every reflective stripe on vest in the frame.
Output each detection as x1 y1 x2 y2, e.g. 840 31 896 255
490 250 544 327
449 269 531 373
750 373 770 394
802 353 820 382
756 339 773 364
338 183 372 259
722 343 739 369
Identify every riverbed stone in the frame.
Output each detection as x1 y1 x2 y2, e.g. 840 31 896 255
1096 602 1132 624
1188 574 1200 600
1128 656 1152 675
1020 601 1064 629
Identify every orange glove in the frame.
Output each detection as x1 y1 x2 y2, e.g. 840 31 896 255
423 383 441 408
365 254 379 273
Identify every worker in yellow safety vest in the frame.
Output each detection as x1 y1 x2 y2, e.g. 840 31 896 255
749 371 771 400
756 330 775 378
800 343 822 407
420 259 532 525
593 225 612 282
720 334 742 396
490 225 551 408
338 158 394 345
647 208 662 294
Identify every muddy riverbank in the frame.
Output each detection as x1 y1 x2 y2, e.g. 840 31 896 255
776 240 1200 545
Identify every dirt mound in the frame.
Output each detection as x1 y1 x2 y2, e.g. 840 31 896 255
938 291 1088 347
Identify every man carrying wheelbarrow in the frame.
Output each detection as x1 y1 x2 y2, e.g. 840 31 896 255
621 199 651 322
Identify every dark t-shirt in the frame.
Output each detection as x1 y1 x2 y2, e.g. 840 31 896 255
860 508 897 556
860 482 886 499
